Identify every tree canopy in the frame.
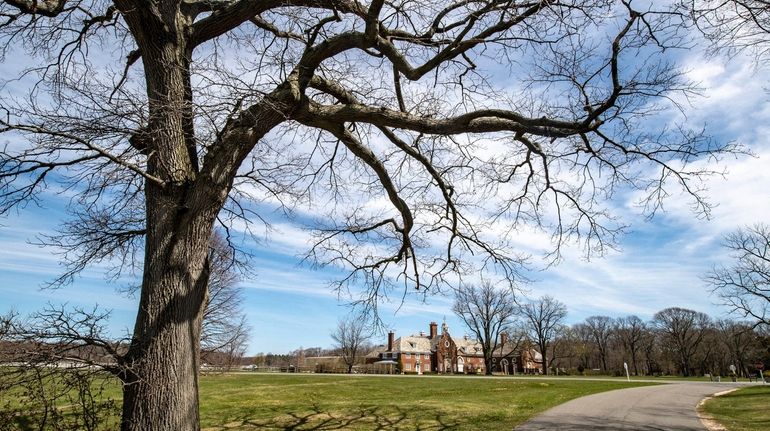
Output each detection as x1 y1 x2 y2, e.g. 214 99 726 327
0 0 739 428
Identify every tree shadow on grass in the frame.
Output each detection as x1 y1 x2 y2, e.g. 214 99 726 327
1 414 34 431
204 402 461 431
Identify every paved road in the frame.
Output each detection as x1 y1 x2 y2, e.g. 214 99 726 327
515 382 742 430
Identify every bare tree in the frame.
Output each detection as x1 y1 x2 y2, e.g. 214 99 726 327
717 319 759 377
653 307 712 376
0 0 738 427
708 224 770 327
571 322 596 371
548 323 573 374
520 295 567 375
0 308 122 430
330 316 371 374
453 281 517 375
200 233 250 370
688 0 770 62
615 315 648 376
583 315 613 372
639 327 661 375
501 320 529 354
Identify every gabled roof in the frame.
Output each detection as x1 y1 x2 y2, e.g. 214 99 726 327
491 346 543 363
393 335 432 353
453 336 483 356
493 343 520 357
365 345 387 358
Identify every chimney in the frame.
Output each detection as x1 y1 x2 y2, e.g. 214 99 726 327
501 333 509 346
388 331 394 351
429 322 438 339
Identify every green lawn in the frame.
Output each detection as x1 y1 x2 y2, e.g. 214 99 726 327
701 385 770 431
197 373 652 430
2 372 654 430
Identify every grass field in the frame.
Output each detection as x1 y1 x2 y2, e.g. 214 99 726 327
3 372 654 430
701 385 770 431
196 374 652 430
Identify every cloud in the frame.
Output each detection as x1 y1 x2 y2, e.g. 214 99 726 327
541 246 718 320
680 55 770 142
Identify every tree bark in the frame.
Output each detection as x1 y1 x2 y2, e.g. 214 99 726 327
120 74 213 430
121 230 210 431
115 5 212 427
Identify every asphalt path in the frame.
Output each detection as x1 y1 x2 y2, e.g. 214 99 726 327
514 382 745 431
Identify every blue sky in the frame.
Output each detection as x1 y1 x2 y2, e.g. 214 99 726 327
2 21 770 355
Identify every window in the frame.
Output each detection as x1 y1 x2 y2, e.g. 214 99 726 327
405 363 412 371
406 353 411 358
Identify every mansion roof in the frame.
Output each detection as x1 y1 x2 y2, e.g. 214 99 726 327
454 336 483 356
390 333 484 356
394 335 432 353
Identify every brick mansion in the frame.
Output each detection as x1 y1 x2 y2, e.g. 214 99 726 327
366 321 543 375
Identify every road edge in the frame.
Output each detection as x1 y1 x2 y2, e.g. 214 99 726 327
697 388 741 431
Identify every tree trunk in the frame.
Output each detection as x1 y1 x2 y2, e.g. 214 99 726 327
117 12 211 426
112 1 297 427
119 147 217 429
120 236 209 430
736 353 745 377
121 153 214 430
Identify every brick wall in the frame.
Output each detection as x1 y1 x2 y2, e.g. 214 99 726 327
399 352 431 372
